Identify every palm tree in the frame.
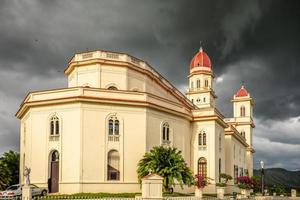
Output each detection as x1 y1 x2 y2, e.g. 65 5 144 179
137 146 194 192
0 151 20 190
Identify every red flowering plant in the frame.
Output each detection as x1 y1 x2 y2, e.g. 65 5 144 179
237 176 253 189
195 174 209 189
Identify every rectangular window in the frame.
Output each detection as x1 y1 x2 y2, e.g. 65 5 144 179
55 121 59 135
197 80 200 88
234 165 238 184
198 134 202 145
219 158 221 182
50 121 54 135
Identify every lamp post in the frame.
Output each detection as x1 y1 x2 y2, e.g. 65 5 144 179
260 161 265 196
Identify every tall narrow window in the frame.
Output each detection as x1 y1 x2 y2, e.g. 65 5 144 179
197 80 200 88
107 150 120 180
108 116 120 142
219 134 222 152
162 122 170 144
203 132 206 145
198 133 202 146
191 81 194 89
114 120 119 135
240 106 245 117
55 120 59 135
50 121 54 135
219 158 221 182
233 145 236 159
234 165 238 183
109 119 114 135
50 115 59 136
205 79 209 87
198 157 207 178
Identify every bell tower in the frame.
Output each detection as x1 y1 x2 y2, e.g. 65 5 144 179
186 47 217 108
232 85 255 176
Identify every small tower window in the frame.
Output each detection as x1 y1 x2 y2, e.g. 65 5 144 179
191 81 194 89
241 130 245 137
196 80 200 88
203 132 207 145
205 79 209 87
240 106 246 117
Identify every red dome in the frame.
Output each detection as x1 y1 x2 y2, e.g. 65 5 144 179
190 48 212 70
236 85 249 97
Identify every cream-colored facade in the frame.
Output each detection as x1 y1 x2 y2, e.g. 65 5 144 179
17 48 254 194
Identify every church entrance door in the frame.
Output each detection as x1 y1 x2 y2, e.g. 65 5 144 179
50 151 59 193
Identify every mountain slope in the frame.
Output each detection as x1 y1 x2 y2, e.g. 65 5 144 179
254 168 300 189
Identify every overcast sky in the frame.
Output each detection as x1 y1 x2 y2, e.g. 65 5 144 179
0 0 299 170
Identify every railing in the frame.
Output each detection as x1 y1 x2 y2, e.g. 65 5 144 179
10 195 299 200
49 135 59 141
198 145 207 151
67 50 193 107
33 197 136 200
108 135 120 142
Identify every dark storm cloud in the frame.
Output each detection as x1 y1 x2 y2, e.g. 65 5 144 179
0 0 299 169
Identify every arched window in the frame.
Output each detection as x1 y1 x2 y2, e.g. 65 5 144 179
202 132 206 145
51 151 59 162
198 133 202 146
198 131 206 146
108 86 118 90
240 106 245 117
162 122 170 144
114 120 119 135
196 80 200 88
107 150 120 180
49 150 59 193
50 115 60 136
203 97 206 103
108 116 120 142
205 79 209 87
109 119 114 135
198 157 207 178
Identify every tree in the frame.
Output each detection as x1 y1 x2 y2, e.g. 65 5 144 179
216 173 232 187
251 175 261 193
137 146 194 192
0 151 20 190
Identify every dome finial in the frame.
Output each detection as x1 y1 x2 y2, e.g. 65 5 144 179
199 41 203 52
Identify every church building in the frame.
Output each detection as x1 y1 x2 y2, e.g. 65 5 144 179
16 47 254 194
